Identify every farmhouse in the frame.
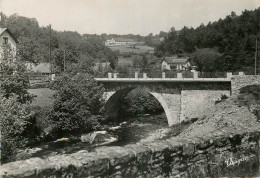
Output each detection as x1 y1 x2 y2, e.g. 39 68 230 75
0 27 19 61
105 38 136 46
161 56 190 71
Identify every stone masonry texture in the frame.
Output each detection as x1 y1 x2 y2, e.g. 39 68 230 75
231 75 260 95
180 90 230 122
1 131 260 177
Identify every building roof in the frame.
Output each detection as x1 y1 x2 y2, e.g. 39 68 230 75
173 58 189 64
164 57 174 64
26 63 51 73
113 38 135 42
0 27 19 43
163 56 189 65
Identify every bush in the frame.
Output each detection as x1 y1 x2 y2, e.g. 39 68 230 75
32 106 52 134
0 95 38 163
48 74 105 138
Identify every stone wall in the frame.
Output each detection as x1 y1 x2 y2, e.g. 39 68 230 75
231 75 260 95
1 132 259 177
180 90 230 122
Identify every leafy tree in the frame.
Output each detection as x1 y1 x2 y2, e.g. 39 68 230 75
1 13 119 71
53 44 80 72
48 73 105 138
0 95 37 163
156 8 260 73
0 47 33 103
0 48 37 163
191 48 223 72
17 37 44 64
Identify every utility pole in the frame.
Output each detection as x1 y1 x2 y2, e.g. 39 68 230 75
49 25 52 75
63 48 66 72
255 39 258 75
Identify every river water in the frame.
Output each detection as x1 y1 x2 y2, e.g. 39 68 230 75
14 114 179 162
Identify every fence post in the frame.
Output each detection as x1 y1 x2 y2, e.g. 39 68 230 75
193 72 198 79
108 73 112 79
135 71 138 79
162 72 165 79
113 73 117 79
143 73 147 79
239 72 244 76
226 72 232 79
51 74 55 81
177 73 183 79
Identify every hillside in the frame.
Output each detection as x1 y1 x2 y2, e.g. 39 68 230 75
179 85 260 139
156 8 260 74
0 13 118 72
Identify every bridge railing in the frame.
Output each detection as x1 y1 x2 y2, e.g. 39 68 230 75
198 72 227 78
97 71 248 80
165 71 177 78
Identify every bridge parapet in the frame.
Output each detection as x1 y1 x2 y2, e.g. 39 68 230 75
95 72 245 81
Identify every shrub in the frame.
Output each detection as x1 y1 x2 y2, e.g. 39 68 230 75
0 95 38 163
48 74 105 138
0 50 37 162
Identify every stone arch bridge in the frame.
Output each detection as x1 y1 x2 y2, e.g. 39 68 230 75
95 72 258 127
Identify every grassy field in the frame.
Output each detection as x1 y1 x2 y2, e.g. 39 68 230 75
109 45 154 54
28 88 57 133
28 88 56 108
118 57 133 66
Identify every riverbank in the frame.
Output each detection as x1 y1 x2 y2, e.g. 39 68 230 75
1 130 259 177
10 114 179 163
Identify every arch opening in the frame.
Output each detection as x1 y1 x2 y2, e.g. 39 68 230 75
104 87 175 127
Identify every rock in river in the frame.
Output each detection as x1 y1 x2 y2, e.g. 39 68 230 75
81 131 118 144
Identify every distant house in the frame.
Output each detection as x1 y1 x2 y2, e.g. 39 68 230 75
105 38 136 46
94 62 111 71
0 27 19 60
26 63 51 75
159 37 165 42
161 56 190 71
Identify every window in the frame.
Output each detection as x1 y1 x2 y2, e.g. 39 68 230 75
3 37 8 45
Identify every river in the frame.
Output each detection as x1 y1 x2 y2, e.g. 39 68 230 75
13 113 182 162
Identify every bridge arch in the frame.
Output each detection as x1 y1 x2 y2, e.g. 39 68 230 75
103 87 178 127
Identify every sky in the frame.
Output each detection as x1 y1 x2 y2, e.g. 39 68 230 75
0 0 260 36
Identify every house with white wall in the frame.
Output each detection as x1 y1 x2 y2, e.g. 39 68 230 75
161 56 190 71
0 27 18 61
105 38 136 46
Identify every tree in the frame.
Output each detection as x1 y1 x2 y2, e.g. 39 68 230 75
48 73 105 138
159 31 168 38
141 55 149 73
1 12 119 72
0 95 37 163
155 8 260 72
53 45 79 72
0 47 33 103
17 37 44 64
191 48 223 72
0 48 37 163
